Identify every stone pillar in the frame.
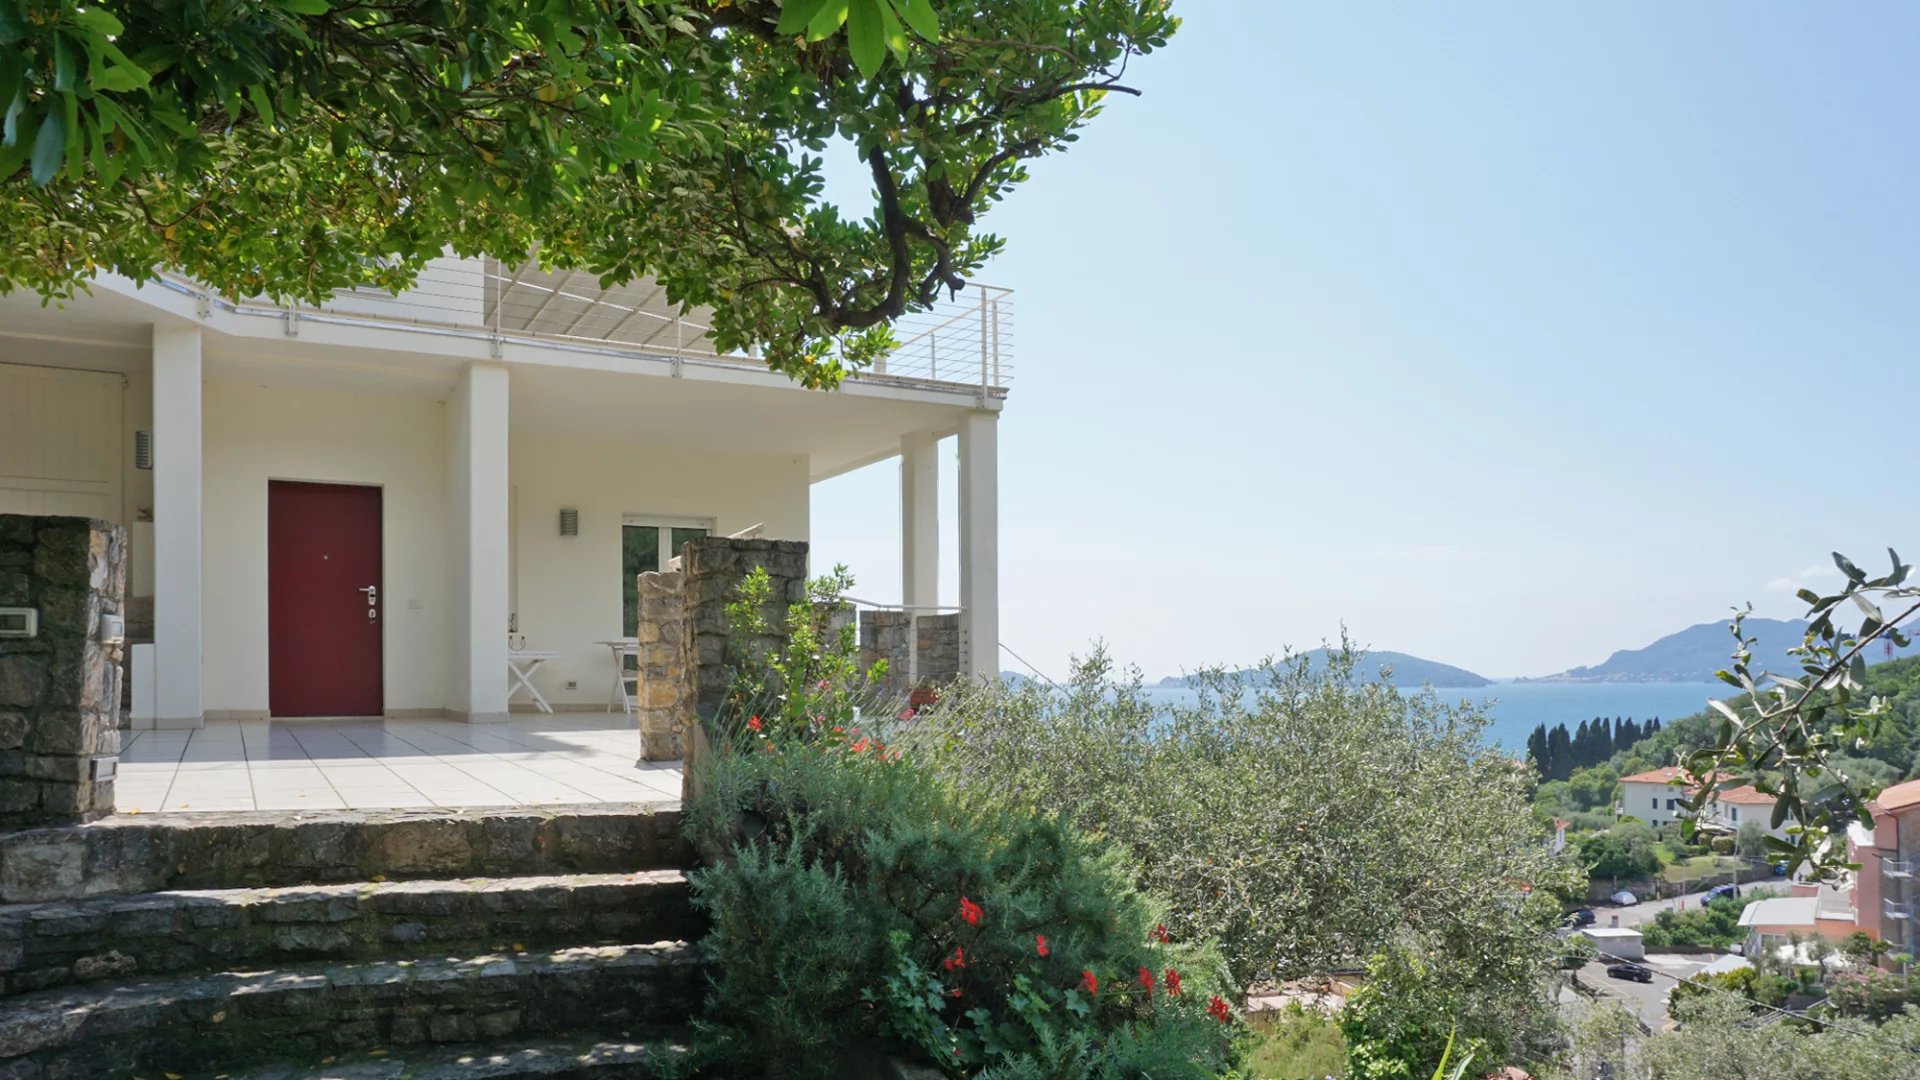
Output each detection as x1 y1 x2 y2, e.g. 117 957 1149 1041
0 516 126 828
858 609 915 694
632 569 689 761
957 411 999 680
680 537 810 728
914 614 962 685
151 326 203 728
446 363 511 722
900 432 939 612
859 610 962 696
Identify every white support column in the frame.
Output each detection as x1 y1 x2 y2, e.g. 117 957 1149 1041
901 432 940 611
151 326 204 728
447 362 511 722
957 411 999 681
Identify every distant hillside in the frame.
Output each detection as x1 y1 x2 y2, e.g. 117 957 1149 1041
1529 617 1920 684
1155 649 1491 690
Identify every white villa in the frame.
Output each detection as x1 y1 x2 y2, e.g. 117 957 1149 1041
0 257 1008 729
1617 766 1785 838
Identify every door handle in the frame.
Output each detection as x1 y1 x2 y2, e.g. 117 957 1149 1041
359 585 378 604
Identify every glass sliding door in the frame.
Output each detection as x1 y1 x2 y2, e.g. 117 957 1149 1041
621 518 710 637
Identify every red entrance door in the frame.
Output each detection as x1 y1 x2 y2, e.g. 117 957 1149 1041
268 481 383 717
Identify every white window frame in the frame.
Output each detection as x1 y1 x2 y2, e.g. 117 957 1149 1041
621 514 715 572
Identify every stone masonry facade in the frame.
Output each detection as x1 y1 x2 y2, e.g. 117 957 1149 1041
632 569 689 761
626 537 808 763
679 537 810 730
0 515 125 829
859 611 961 694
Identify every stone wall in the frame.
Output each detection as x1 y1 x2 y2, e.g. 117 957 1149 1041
632 569 689 761
0 515 125 829
679 537 809 727
858 611 961 694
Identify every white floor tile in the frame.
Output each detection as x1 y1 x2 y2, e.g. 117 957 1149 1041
108 716 678 814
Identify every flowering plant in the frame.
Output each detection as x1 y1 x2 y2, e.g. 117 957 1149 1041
862 885 1233 1075
718 563 898 748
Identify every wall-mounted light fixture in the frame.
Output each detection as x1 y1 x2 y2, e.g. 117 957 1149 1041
133 430 153 470
559 508 579 536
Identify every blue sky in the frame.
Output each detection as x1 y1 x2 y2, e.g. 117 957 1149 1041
811 3 1920 681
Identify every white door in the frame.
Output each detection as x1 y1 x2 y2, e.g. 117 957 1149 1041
0 365 124 520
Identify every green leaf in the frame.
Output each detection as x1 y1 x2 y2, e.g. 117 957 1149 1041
247 83 276 126
806 0 849 42
275 0 334 14
0 0 25 45
52 33 76 93
0 106 33 178
30 104 63 185
68 8 124 36
777 0 833 35
847 0 885 76
891 0 939 40
875 0 907 61
93 66 145 93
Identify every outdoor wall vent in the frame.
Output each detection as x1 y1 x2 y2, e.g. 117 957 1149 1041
133 429 153 470
559 508 579 536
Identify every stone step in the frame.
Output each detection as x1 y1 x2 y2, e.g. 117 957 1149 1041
0 804 691 903
0 942 702 1078
0 870 702 997
227 1034 693 1080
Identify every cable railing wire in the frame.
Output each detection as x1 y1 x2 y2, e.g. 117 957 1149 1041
174 257 1015 391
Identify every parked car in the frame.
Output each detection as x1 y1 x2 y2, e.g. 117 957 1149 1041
1773 860 1790 876
1703 883 1740 903
1566 907 1597 928
1609 890 1641 906
1606 962 1655 983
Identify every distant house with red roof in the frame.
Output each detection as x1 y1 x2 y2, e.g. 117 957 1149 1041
1617 767 1783 837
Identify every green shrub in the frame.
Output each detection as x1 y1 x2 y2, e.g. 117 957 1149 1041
688 741 1237 1078
911 646 1577 1073
1237 1006 1347 1079
1639 891 1772 950
913 647 1580 991
684 571 1236 1078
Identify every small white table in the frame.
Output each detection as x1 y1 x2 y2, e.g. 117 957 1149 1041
596 639 640 714
507 650 558 714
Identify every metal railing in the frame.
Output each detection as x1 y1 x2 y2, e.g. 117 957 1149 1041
1884 857 1914 879
178 256 1015 393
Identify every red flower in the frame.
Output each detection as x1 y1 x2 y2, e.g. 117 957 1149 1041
946 987 963 999
831 725 844 735
957 896 982 927
849 737 871 754
746 716 762 732
1164 969 1182 995
1035 935 1049 957
1079 970 1098 995
942 946 966 972
1137 967 1155 995
1206 995 1231 1024
1153 923 1170 943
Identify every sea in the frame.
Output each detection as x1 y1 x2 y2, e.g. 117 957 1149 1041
1136 680 1727 755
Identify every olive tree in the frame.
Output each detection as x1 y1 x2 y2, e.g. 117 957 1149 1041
1683 550 1918 877
914 643 1581 1067
0 0 1175 385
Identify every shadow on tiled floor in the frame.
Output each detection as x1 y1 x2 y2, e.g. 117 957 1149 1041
116 716 682 813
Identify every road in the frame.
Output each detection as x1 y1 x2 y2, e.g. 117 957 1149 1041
1572 953 1713 1027
1594 886 1722 928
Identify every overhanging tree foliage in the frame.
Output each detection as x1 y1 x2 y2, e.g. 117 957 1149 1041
0 0 1175 386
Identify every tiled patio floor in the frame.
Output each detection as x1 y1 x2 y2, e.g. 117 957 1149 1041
115 716 683 813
